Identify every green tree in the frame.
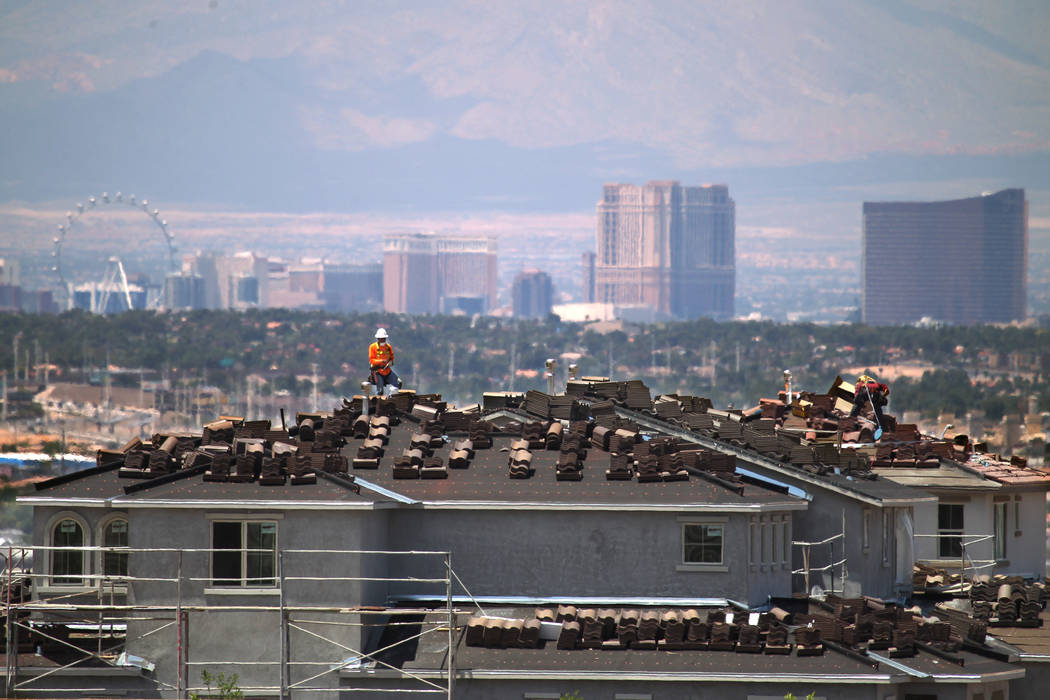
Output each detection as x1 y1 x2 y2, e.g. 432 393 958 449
190 670 243 700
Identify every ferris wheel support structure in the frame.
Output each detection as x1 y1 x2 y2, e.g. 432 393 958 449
51 192 178 311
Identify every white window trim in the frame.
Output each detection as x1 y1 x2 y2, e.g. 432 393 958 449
206 512 284 520
993 501 1008 561
95 513 130 592
209 518 279 589
862 509 871 551
881 508 891 567
782 515 791 568
772 519 781 565
42 510 91 590
677 518 727 573
760 518 770 571
749 516 757 569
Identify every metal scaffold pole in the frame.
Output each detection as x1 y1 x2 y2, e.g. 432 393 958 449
5 545 456 697
176 549 183 699
5 544 12 698
279 549 287 700
446 552 454 700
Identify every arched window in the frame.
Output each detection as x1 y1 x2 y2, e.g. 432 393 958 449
100 516 129 579
51 517 85 585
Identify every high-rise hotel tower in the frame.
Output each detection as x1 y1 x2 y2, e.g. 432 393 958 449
863 189 1027 325
594 181 735 319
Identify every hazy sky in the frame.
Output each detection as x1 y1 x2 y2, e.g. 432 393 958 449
1 0 1048 214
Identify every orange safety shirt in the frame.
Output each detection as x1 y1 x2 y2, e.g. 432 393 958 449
369 341 394 375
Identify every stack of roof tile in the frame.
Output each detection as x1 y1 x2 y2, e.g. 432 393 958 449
608 428 638 454
469 420 494 449
449 439 474 469
392 454 419 479
653 396 682 420
202 419 235 445
521 421 548 449
708 621 734 651
555 450 582 481
544 422 563 450
353 438 384 469
508 447 533 479
421 456 447 479
590 425 612 451
794 626 823 656
605 452 633 481
203 453 229 482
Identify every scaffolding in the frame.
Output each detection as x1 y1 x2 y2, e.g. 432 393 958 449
792 510 848 596
3 544 465 698
913 532 998 582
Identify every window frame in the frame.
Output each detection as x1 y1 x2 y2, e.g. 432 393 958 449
46 511 90 588
937 503 964 559
862 509 871 551
1013 497 1022 537
677 516 727 573
881 508 891 566
97 513 130 582
993 501 1008 561
209 519 279 589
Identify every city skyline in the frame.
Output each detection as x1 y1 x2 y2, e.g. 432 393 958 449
0 2 1047 321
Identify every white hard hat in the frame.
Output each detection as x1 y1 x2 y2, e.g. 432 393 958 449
375 328 388 339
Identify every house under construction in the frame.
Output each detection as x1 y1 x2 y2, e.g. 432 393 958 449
6 376 1050 698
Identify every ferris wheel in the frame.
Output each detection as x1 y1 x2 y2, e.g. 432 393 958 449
51 192 178 311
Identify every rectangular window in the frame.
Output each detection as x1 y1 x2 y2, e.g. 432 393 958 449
1014 499 1021 536
212 520 277 587
683 523 724 565
782 518 791 565
761 521 770 564
52 518 85 586
862 509 870 550
937 504 964 558
772 521 781 564
102 518 129 578
993 502 1007 560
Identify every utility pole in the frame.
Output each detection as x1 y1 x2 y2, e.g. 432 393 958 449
246 375 254 420
447 345 455 383
311 363 319 412
1 370 7 422
509 342 517 392
33 339 40 383
12 331 21 383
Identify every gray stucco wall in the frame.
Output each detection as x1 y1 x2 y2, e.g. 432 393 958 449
119 506 390 698
725 467 910 600
915 490 1048 580
386 509 792 605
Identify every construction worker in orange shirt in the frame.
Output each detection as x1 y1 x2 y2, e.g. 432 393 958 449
368 328 402 396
